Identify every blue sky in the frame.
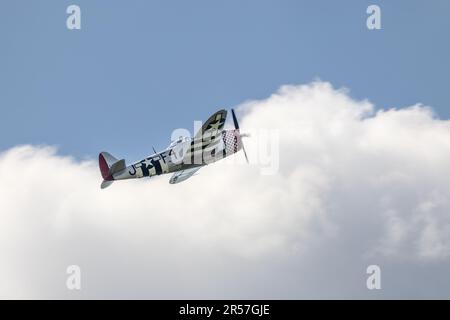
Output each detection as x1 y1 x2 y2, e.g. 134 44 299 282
1 0 449 161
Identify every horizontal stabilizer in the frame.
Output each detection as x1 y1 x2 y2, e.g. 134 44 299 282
101 180 114 189
109 159 126 175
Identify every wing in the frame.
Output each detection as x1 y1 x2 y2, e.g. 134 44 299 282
185 109 227 164
193 109 227 140
169 167 202 184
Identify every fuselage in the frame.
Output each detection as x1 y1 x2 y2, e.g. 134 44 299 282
111 129 242 181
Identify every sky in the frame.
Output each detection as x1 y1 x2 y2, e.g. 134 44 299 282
1 0 450 161
1 1 450 299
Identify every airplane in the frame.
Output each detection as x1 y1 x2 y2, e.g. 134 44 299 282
98 109 248 189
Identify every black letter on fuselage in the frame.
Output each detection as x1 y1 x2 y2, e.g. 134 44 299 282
128 165 137 175
151 159 162 175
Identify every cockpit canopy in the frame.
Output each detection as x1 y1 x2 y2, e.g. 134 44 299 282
167 136 191 163
168 136 191 149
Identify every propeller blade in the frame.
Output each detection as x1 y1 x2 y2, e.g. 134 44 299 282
231 108 249 164
231 108 240 130
242 143 249 164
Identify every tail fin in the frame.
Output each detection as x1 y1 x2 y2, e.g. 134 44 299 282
98 152 126 189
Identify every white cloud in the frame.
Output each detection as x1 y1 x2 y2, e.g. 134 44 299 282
1 81 450 299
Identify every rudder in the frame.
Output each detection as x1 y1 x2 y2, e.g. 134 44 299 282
99 152 119 180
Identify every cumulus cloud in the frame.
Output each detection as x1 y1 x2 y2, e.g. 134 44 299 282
1 81 450 299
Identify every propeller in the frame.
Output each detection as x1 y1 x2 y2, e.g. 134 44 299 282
231 108 240 130
231 109 249 164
